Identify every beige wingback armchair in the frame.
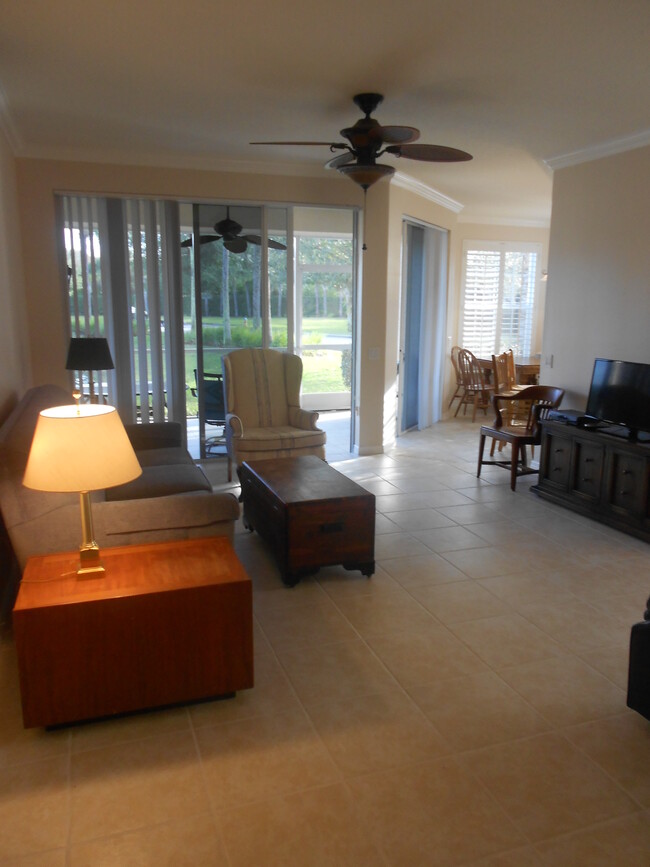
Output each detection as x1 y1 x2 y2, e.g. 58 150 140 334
222 348 326 480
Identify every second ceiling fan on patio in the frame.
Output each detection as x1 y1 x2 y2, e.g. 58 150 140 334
181 206 287 254
251 92 473 191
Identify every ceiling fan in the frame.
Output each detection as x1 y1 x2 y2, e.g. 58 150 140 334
181 206 287 254
251 93 472 191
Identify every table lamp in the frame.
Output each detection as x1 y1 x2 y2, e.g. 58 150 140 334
65 337 114 402
23 403 142 576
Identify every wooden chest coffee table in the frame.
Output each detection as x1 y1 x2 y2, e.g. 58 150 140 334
239 456 375 586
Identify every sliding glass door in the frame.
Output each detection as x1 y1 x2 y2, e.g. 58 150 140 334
181 203 289 458
293 207 355 413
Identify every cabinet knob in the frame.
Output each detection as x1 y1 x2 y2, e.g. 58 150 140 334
622 469 632 475
585 458 594 463
554 448 564 453
581 477 592 483
619 490 629 496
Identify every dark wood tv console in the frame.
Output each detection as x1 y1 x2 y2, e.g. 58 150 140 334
533 419 650 542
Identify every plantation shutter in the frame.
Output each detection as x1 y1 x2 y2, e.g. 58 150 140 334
460 242 540 357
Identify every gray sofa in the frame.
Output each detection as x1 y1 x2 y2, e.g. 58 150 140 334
0 384 240 572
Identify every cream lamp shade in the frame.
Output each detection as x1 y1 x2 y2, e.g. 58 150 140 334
23 404 142 575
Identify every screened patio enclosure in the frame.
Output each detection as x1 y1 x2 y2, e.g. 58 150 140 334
59 196 358 460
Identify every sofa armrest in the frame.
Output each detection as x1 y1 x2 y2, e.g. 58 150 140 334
123 421 183 451
289 406 320 430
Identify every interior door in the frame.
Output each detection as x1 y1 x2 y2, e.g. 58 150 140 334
398 220 449 435
400 223 425 432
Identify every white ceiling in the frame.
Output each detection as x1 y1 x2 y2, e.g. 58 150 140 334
1 0 649 224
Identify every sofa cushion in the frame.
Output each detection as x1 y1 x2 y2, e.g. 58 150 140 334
135 447 195 468
105 463 212 501
124 421 183 451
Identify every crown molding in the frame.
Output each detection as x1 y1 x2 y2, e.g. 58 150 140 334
456 214 550 229
0 83 23 153
544 129 650 171
12 143 335 178
391 172 464 213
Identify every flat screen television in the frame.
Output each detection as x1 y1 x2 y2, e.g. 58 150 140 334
586 358 650 440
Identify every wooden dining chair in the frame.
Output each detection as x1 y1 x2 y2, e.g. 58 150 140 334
490 350 528 454
491 350 524 395
477 385 565 490
455 348 494 422
448 346 464 410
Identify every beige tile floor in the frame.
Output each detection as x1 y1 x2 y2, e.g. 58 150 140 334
1 416 649 865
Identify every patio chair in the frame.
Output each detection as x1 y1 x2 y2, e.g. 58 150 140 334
192 370 227 458
221 348 326 482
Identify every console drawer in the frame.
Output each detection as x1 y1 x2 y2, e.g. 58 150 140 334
607 451 649 519
572 440 604 502
540 433 571 490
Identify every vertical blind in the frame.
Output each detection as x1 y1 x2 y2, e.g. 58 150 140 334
61 195 181 425
460 242 540 357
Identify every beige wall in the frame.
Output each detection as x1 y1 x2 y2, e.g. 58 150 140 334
543 145 650 407
0 127 29 422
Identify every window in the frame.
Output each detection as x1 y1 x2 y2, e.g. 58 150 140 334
460 241 540 357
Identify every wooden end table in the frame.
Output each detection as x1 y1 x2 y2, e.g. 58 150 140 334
239 455 375 586
13 537 253 728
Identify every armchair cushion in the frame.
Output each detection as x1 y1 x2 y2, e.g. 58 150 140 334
231 425 327 453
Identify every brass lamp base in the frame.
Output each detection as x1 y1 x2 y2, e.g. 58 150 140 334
77 545 106 577
77 491 106 577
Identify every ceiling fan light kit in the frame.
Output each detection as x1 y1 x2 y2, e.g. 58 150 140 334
337 162 395 190
251 92 472 191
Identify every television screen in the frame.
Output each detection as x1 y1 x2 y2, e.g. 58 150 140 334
586 359 650 435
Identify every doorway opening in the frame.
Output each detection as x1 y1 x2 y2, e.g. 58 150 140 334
397 219 449 436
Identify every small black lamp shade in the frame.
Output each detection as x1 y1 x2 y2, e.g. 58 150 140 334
65 338 114 371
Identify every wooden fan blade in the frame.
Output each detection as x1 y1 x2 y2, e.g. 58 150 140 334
325 152 356 170
387 144 473 162
250 141 345 147
180 235 220 247
243 234 287 251
377 125 420 145
224 237 248 254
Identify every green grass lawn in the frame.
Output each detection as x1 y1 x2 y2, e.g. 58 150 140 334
200 315 350 339
114 315 351 417
184 348 347 417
